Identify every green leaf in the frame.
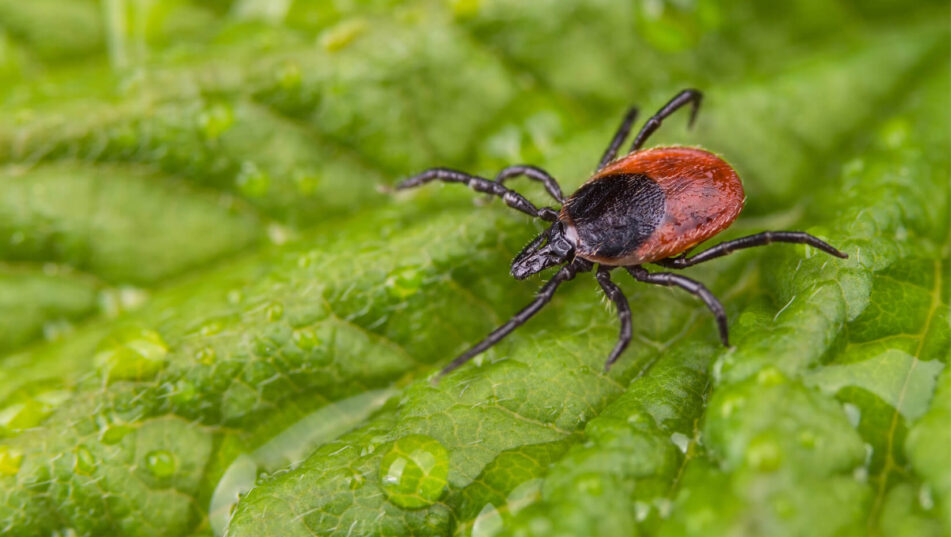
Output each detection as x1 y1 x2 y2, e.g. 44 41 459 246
0 2 948 537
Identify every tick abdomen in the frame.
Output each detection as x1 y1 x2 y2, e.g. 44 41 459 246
564 147 745 265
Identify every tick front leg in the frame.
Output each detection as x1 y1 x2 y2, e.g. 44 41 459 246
597 106 639 171
595 266 633 372
656 231 848 269
627 266 729 346
396 168 559 222
629 89 702 152
434 260 586 381
494 165 565 203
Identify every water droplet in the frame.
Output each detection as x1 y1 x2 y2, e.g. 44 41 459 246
654 497 673 519
74 445 96 475
168 379 199 406
319 19 366 51
746 435 782 471
919 484 934 510
756 366 785 386
670 432 689 453
235 161 270 198
292 328 321 351
265 302 284 322
718 393 745 418
252 335 279 357
0 386 71 434
200 320 225 337
0 445 23 476
797 429 817 449
94 327 168 382
100 424 134 445
196 347 217 365
379 434 449 509
42 319 74 341
385 266 425 299
842 402 861 427
267 223 292 245
634 501 650 522
198 102 235 141
227 290 244 305
348 471 366 490
626 409 650 425
145 449 177 478
575 473 604 496
275 61 301 89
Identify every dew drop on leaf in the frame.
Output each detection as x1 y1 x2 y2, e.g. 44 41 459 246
265 302 284 322
99 424 133 445
198 102 234 141
200 320 225 337
385 266 425 299
235 162 270 198
74 445 96 475
145 449 177 478
746 434 783 472
379 434 449 509
196 347 216 365
0 386 70 434
348 470 366 490
292 328 321 351
670 432 690 453
0 445 23 476
94 327 168 383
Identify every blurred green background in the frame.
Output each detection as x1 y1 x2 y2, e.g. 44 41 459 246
0 1 948 536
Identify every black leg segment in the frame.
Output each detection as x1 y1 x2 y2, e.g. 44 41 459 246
434 259 591 381
627 266 729 346
656 231 848 269
595 266 633 372
397 167 559 222
597 106 639 171
494 165 565 203
629 89 703 152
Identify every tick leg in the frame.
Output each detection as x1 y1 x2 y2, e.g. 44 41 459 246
597 106 639 171
656 231 848 269
595 266 633 372
435 259 590 381
629 89 702 152
494 165 565 203
627 266 729 346
396 168 559 222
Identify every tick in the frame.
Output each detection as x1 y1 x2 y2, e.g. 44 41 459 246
395 89 847 380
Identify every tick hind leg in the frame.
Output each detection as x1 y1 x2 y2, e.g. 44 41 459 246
656 231 848 269
627 266 729 346
493 165 565 203
595 266 633 372
629 89 702 152
597 106 639 171
397 168 559 222
433 259 591 381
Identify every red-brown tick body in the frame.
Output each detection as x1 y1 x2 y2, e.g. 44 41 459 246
396 89 847 380
561 146 745 266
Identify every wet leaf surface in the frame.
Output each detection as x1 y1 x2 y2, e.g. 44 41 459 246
0 2 948 536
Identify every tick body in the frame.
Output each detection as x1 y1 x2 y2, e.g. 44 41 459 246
396 89 847 380
564 146 744 266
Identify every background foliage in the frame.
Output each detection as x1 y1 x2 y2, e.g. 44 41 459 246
0 1 949 536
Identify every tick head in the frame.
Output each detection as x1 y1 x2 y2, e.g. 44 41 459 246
510 222 576 280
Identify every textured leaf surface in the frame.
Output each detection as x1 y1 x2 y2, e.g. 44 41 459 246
0 2 948 536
